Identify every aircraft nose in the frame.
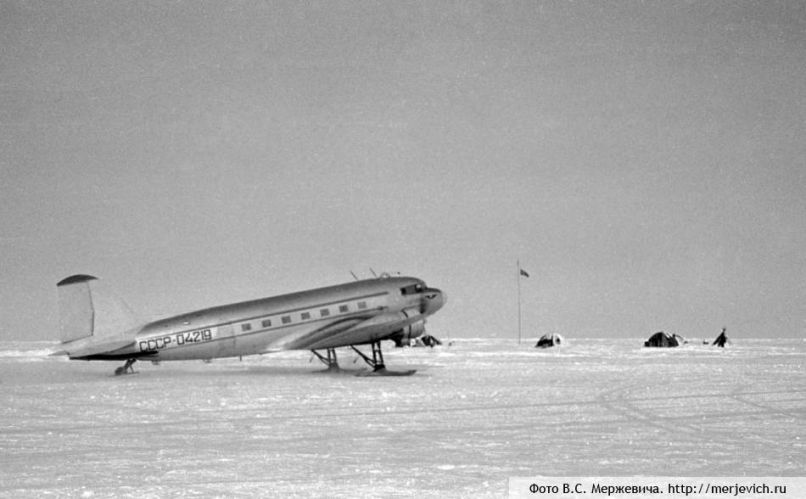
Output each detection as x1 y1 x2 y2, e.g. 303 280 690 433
424 287 445 314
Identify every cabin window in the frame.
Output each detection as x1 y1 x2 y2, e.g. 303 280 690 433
358 301 367 309
241 323 252 332
320 308 330 317
339 304 349 313
282 316 291 324
301 312 311 320
262 319 272 328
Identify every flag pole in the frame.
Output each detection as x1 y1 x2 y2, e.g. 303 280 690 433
517 258 522 345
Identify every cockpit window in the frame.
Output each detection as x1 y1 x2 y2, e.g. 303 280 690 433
400 283 425 295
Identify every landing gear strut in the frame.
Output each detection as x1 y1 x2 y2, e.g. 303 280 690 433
351 341 416 376
114 358 137 376
311 348 340 372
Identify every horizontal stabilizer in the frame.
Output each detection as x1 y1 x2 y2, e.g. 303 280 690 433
63 336 136 359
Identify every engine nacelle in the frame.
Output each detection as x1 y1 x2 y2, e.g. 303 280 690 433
389 321 425 348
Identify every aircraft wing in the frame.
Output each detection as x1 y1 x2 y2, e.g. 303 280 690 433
280 311 419 351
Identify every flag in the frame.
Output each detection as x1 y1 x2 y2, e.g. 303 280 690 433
519 268 530 278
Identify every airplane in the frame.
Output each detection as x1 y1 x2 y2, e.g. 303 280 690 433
54 273 445 376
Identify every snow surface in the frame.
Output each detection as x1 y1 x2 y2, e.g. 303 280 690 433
1 338 803 498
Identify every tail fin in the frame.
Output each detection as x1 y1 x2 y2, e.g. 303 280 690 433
57 275 138 344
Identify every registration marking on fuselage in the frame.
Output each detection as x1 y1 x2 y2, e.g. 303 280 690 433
138 327 216 352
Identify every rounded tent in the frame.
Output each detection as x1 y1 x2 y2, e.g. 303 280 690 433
535 333 564 348
643 331 681 348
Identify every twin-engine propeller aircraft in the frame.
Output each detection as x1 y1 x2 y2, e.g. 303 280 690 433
54 274 445 376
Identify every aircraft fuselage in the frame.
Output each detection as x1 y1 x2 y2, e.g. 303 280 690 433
69 276 444 362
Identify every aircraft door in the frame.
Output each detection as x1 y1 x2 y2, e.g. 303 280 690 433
217 324 237 356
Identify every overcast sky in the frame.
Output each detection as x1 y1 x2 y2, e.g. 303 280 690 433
2 1 805 341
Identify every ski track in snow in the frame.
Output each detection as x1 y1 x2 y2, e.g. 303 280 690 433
0 338 803 497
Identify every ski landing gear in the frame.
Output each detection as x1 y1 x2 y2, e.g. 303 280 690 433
351 341 416 377
311 348 341 373
114 358 137 376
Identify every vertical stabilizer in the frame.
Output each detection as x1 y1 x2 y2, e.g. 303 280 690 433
57 275 138 343
57 275 96 343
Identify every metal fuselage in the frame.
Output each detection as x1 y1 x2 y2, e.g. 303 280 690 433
81 276 444 361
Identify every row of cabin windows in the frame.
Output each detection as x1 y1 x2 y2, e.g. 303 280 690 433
240 301 368 332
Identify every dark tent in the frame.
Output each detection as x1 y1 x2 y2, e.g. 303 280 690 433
713 327 729 347
393 334 442 348
535 333 564 348
421 334 442 347
644 331 681 348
